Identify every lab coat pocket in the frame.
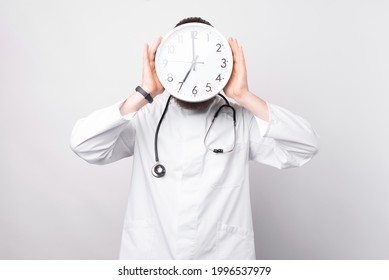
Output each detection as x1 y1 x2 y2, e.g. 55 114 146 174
205 143 244 188
121 219 155 259
215 223 255 259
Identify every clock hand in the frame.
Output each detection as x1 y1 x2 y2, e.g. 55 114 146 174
168 60 204 64
191 31 196 71
182 55 199 83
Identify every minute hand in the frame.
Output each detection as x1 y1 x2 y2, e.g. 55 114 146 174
191 31 197 71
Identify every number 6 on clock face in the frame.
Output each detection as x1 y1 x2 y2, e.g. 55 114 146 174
155 23 233 103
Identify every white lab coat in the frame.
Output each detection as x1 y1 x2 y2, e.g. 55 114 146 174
70 92 319 259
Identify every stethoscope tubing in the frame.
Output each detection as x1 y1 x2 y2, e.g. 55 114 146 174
152 93 236 178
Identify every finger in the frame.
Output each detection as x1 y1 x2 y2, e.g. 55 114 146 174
228 37 238 63
149 36 163 61
228 37 235 55
240 46 247 68
233 38 241 63
143 43 151 72
228 36 234 47
231 38 240 62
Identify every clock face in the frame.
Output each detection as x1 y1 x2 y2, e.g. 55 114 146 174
155 23 233 102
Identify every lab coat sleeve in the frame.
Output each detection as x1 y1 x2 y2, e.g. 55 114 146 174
249 102 319 169
70 99 137 165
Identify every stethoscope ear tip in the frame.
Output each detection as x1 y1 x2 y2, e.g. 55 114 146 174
152 163 166 178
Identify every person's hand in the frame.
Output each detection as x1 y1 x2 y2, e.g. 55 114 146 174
141 37 164 97
223 37 250 103
223 38 269 121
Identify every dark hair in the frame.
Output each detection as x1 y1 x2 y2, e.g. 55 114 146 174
175 17 213 27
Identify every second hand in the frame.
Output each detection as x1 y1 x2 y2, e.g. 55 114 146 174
168 60 205 64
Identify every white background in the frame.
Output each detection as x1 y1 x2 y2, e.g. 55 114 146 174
1 0 388 259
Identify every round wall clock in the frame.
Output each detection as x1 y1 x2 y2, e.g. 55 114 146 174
155 23 233 103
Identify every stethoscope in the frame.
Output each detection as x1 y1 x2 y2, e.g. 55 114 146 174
152 93 236 178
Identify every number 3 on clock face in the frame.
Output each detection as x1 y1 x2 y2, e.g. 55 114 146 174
155 23 233 103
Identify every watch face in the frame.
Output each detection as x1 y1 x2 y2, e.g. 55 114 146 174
155 23 233 103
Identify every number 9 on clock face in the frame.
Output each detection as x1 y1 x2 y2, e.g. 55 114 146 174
155 23 233 103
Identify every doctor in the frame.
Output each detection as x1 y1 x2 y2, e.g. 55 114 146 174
70 17 319 259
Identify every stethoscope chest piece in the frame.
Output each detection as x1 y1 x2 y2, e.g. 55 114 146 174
152 163 166 178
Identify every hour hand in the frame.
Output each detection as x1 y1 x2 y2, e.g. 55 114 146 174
182 55 199 83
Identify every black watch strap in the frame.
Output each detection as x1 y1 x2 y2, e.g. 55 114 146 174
135 86 153 103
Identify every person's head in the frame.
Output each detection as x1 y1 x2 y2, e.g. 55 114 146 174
172 17 216 110
175 17 213 28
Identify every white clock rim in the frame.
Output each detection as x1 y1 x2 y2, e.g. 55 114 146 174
155 22 233 103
